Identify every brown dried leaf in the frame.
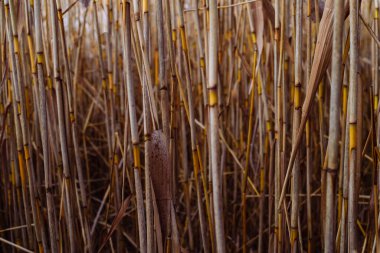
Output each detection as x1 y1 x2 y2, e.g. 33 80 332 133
284 0 349 194
149 130 172 237
301 0 349 126
98 196 131 252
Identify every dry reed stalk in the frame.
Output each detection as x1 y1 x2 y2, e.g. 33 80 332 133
122 2 146 252
348 0 359 250
176 0 209 251
323 0 344 250
140 1 154 252
156 0 170 141
373 3 380 252
0 0 380 252
56 0 91 249
5 1 48 251
241 6 257 253
290 0 302 251
208 1 225 252
34 0 59 251
305 0 313 251
49 1 78 251
278 0 336 212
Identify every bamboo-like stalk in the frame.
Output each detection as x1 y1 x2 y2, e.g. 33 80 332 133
104 0 115 162
1 0 380 252
194 0 208 115
176 0 209 251
156 0 170 140
4 6 36 251
290 0 302 251
48 1 77 252
122 2 147 253
323 0 344 250
131 0 158 128
339 66 349 253
278 0 337 214
93 0 112 162
34 0 58 251
192 7 213 248
141 0 154 252
163 0 180 221
274 0 283 250
347 0 359 250
305 0 313 251
5 1 48 252
55 1 91 250
241 6 257 253
373 3 380 252
208 1 225 253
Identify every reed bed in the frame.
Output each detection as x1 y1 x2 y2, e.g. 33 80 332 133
0 0 380 252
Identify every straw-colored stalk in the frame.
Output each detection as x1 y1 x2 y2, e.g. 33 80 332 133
347 0 359 250
290 0 302 251
122 2 147 252
208 1 226 252
323 0 344 250
34 0 59 251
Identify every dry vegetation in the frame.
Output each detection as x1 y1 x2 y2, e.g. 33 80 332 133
0 0 380 252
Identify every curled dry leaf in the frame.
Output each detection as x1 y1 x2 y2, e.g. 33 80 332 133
300 0 349 138
279 0 350 207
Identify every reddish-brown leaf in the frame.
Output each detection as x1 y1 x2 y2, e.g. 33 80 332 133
149 130 172 238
